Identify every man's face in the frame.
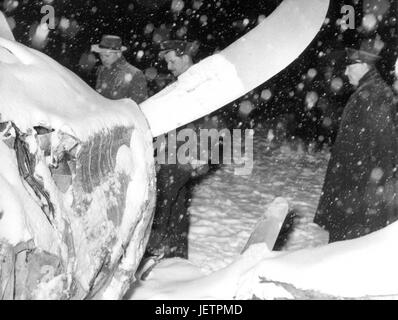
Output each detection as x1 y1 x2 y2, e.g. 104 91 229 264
164 50 189 77
345 63 367 86
99 51 121 68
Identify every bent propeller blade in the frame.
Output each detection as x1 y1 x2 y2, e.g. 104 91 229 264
141 0 330 137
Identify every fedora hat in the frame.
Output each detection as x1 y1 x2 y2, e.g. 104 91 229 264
91 35 128 53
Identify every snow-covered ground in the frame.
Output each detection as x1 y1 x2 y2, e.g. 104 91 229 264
128 127 398 301
128 127 332 299
188 127 330 274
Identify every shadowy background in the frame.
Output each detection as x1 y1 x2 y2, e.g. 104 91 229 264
1 0 397 146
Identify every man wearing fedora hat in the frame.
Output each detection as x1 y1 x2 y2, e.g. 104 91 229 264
314 37 398 243
92 35 148 103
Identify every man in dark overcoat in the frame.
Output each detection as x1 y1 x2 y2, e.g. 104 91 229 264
314 39 398 242
91 35 148 103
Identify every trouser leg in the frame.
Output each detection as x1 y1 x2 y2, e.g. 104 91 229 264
146 164 192 258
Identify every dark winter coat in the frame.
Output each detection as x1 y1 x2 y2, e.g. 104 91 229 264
95 56 148 103
314 68 398 242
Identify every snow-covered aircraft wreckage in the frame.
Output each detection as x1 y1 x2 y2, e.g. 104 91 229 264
1 0 397 300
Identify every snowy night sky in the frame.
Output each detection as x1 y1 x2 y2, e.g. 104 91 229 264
3 0 397 145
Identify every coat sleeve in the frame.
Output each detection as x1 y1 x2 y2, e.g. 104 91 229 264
109 70 148 102
128 71 148 104
95 67 103 93
117 70 148 104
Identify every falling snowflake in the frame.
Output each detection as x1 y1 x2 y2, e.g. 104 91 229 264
257 15 266 24
124 73 133 83
136 50 144 60
370 168 384 182
297 83 305 91
305 91 319 110
322 117 332 128
144 23 155 35
171 0 185 13
307 68 317 80
330 77 343 93
199 15 208 26
59 17 70 31
260 89 272 101
362 13 378 32
192 0 203 10
239 100 254 117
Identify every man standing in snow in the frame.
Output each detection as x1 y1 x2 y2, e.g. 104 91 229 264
91 35 148 103
314 38 398 242
144 40 207 261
